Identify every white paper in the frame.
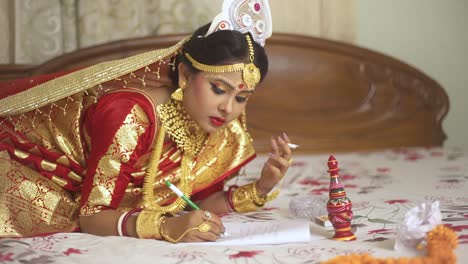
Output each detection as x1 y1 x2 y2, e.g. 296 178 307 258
394 200 442 252
192 220 311 245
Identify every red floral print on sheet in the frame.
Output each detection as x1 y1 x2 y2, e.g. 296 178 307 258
367 228 396 235
300 179 325 186
430 151 444 157
310 187 329 195
459 235 468 244
405 152 425 161
340 173 357 180
261 207 279 211
444 224 468 232
384 199 410 204
391 148 426 161
228 250 263 259
64 248 85 256
377 168 390 173
0 253 14 262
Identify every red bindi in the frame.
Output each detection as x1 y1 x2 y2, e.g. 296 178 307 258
238 84 245 90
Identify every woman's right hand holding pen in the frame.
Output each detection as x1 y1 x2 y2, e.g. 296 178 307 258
160 210 225 242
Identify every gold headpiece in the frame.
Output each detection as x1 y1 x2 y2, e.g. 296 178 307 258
184 34 261 90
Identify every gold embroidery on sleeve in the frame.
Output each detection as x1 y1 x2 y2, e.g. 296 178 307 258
80 104 149 215
13 149 30 159
67 171 82 183
41 160 58 172
51 176 68 187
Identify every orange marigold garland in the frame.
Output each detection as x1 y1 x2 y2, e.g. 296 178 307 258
322 225 458 264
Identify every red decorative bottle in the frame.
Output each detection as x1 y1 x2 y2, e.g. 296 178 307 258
326 155 356 241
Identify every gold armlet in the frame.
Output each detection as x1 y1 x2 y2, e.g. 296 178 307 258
136 210 164 240
232 182 280 212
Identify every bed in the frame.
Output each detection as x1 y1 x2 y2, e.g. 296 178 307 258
0 33 466 263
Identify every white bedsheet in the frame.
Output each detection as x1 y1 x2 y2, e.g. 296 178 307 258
1 147 467 263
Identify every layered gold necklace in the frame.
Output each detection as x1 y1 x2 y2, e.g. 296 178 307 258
142 35 258 213
142 98 207 214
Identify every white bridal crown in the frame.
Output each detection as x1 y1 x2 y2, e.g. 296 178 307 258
205 0 272 47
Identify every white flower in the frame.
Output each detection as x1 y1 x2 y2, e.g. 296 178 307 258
394 201 441 252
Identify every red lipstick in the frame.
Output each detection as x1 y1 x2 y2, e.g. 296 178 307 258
209 117 225 127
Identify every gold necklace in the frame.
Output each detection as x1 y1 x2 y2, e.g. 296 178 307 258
142 99 207 213
156 99 207 157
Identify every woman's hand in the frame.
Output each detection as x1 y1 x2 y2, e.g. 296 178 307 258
160 210 225 243
256 133 292 196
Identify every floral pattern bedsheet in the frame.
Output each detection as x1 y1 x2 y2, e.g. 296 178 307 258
1 147 467 263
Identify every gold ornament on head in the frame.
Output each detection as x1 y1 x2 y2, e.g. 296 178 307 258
183 0 272 90
185 35 260 90
141 0 273 215
243 35 261 89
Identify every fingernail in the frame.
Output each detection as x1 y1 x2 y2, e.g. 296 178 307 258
277 136 284 143
269 153 277 159
283 132 290 141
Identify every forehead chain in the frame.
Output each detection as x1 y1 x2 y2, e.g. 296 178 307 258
184 34 261 89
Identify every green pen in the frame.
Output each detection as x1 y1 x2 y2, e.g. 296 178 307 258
165 180 230 237
165 180 201 210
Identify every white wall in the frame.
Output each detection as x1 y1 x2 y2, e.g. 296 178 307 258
356 0 468 149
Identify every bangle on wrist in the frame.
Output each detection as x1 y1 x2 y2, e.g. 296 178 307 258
118 208 142 237
117 212 126 237
251 180 272 206
136 210 164 240
231 182 280 212
225 185 238 212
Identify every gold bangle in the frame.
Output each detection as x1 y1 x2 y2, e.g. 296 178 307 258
250 181 266 206
231 182 280 212
232 183 258 212
251 181 280 206
136 210 163 240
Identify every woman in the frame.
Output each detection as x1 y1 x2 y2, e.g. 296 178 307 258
0 2 291 243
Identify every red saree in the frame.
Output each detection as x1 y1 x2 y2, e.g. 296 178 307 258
0 55 255 237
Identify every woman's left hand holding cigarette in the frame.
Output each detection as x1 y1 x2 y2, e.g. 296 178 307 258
255 133 292 197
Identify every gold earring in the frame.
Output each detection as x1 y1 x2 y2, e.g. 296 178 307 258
171 82 186 101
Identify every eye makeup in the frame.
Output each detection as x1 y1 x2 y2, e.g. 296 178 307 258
203 74 254 92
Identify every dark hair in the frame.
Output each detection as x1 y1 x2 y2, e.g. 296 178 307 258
169 23 269 86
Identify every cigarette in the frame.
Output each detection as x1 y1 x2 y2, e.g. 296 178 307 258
287 143 299 149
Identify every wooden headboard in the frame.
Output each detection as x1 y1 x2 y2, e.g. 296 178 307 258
0 33 449 153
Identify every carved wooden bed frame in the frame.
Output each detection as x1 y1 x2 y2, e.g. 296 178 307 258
0 33 449 153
